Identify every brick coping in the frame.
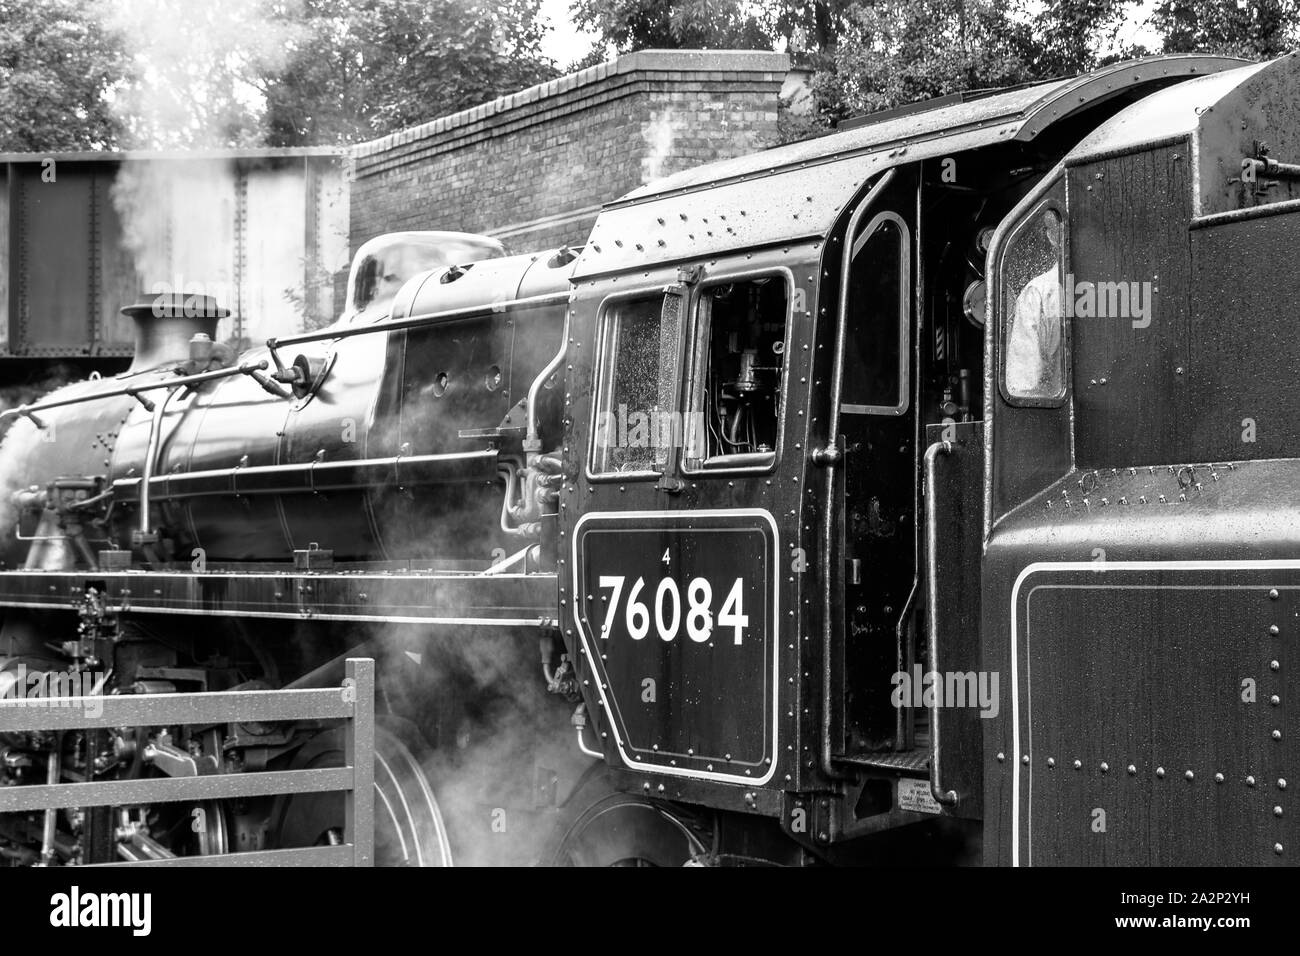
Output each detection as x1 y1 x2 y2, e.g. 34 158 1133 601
352 49 790 160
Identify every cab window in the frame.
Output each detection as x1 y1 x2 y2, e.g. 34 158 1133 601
683 277 789 470
842 213 909 415
1002 205 1065 402
590 294 681 475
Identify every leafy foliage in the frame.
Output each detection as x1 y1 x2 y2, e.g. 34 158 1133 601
570 0 771 50
813 0 1039 120
261 0 558 146
0 0 129 150
106 0 293 148
1153 0 1300 59
0 0 1298 151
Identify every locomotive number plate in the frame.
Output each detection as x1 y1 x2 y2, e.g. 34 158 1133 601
572 510 778 784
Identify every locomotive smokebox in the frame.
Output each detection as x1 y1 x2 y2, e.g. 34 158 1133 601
121 292 230 371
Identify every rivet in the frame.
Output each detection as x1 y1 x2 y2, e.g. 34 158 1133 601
1100 762 1109 773
1273 730 1283 741
1247 775 1256 787
1047 757 1055 767
1022 754 1030 764
1276 843 1284 855
1270 624 1281 635
996 752 1005 762
1185 770 1194 781
1280 778 1288 789
1156 767 1166 778
1074 759 1082 770
1272 695 1281 705
1269 588 1280 600
1215 773 1225 784
1271 660 1281 671
1128 765 1137 775
1275 806 1284 817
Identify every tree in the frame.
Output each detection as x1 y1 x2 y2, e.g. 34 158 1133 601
1030 0 1136 76
1153 0 1300 59
261 0 559 146
808 0 1157 126
813 0 1039 120
0 0 130 151
570 0 772 52
104 0 292 148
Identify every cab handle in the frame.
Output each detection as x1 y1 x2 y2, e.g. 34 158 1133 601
923 439 959 807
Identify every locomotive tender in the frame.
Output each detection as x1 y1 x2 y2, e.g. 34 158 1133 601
1 51 1298 866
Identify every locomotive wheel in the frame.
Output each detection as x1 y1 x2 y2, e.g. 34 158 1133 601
548 772 708 867
271 722 453 866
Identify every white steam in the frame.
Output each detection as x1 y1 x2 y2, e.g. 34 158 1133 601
101 0 297 149
641 108 678 185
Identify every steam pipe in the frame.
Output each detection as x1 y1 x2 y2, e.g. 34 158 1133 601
499 464 531 537
572 704 603 759
138 387 181 539
524 299 572 453
576 725 603 759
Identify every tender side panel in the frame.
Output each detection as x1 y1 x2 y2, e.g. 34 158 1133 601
1011 563 1297 866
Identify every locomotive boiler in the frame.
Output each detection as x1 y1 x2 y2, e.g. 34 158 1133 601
2 50 1299 866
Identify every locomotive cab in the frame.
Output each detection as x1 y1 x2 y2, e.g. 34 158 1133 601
557 52 1262 863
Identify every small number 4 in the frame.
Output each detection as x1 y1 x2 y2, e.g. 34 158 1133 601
662 548 670 566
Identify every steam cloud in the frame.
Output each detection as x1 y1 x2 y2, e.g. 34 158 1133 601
641 108 678 184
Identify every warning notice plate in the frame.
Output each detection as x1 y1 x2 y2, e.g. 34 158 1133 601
897 778 943 815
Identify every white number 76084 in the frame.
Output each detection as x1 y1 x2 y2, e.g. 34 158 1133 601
596 575 749 645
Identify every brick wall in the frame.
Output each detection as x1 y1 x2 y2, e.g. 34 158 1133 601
349 50 791 255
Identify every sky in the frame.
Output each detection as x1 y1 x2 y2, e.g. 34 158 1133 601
536 0 1166 70
538 0 604 66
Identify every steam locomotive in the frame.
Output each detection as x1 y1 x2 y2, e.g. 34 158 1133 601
1 50 1297 866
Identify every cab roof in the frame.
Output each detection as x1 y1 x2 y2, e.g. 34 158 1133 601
574 54 1247 280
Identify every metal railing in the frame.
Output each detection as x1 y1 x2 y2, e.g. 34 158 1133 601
0 658 375 866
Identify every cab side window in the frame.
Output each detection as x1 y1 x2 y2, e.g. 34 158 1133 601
1002 206 1065 401
684 277 789 469
842 214 909 415
590 294 680 474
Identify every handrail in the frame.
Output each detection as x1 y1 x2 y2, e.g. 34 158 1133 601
0 360 282 425
0 294 569 429
923 440 959 807
267 291 569 353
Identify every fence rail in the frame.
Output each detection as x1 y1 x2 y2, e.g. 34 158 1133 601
0 657 374 866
